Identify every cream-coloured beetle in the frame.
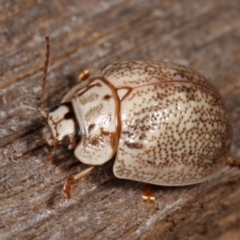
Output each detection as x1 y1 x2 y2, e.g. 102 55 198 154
41 36 236 200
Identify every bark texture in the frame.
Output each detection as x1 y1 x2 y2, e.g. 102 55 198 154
0 0 240 239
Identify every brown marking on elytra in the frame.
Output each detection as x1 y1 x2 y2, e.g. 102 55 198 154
125 141 143 149
139 133 147 140
116 87 132 101
101 61 219 95
147 160 154 164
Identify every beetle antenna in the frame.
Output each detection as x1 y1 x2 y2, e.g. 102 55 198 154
40 35 50 118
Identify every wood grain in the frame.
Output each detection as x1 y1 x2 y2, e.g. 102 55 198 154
0 0 240 239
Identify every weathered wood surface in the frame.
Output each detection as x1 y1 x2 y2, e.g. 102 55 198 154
0 0 240 239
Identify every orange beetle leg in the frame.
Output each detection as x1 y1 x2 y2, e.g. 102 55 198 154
79 69 90 81
63 166 94 199
142 184 155 201
227 157 240 169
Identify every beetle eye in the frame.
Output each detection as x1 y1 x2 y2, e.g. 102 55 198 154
64 111 75 119
60 135 71 146
49 105 59 112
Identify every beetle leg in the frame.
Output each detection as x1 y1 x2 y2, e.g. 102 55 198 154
78 69 90 81
226 157 240 169
142 184 155 201
63 166 94 199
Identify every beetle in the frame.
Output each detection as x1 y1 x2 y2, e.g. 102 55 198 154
40 36 237 200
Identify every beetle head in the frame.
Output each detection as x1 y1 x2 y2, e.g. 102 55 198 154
42 102 80 149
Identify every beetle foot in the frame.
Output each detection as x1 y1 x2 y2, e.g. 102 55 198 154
142 184 155 201
227 157 240 169
63 166 95 199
